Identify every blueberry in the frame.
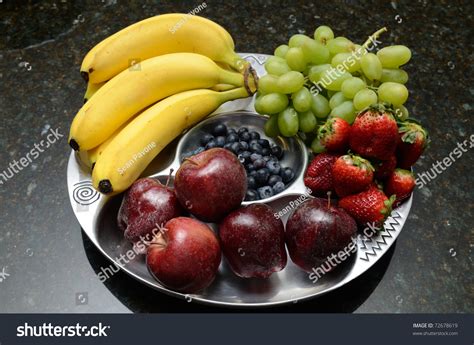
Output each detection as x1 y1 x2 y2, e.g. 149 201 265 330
280 167 295 183
257 186 274 199
227 128 237 135
230 142 241 154
250 142 263 153
200 133 214 146
226 133 239 143
238 127 249 135
250 153 262 162
255 168 270 185
205 140 217 149
212 123 227 136
246 162 256 171
266 160 281 175
261 147 271 156
239 131 251 142
268 174 282 186
245 189 259 201
263 156 272 162
258 139 270 148
215 136 226 147
272 181 285 194
224 142 233 151
249 131 260 140
249 169 258 177
239 141 249 151
194 146 205 155
247 176 257 189
238 151 251 164
271 145 283 159
253 158 266 169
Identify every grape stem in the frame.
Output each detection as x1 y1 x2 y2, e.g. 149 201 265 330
362 27 388 50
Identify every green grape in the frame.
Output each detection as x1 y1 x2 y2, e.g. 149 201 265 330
298 110 317 133
258 74 280 94
353 88 378 110
378 82 408 106
331 52 360 73
266 56 286 64
265 59 291 76
376 45 411 68
360 53 382 80
301 39 330 64
291 87 312 112
380 68 409 84
314 25 334 44
326 36 354 55
330 101 357 124
311 137 326 153
264 114 280 137
352 44 367 57
310 93 331 118
329 91 348 109
326 90 336 98
285 47 307 71
274 44 290 58
341 77 366 99
288 34 312 48
394 105 409 121
320 69 352 91
278 107 299 137
258 93 289 114
277 71 305 94
254 95 264 114
308 64 331 83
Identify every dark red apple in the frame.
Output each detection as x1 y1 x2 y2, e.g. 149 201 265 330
174 148 247 222
285 198 357 272
117 177 183 243
219 204 287 278
146 217 221 293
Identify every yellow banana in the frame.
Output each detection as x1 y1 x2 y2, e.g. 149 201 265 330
69 53 247 151
92 87 250 195
81 14 248 83
83 81 105 103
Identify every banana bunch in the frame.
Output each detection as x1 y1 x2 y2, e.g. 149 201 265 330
70 14 257 194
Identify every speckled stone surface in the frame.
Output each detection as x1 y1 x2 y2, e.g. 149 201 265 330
0 0 472 313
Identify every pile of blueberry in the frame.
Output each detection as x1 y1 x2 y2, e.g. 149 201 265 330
184 123 295 201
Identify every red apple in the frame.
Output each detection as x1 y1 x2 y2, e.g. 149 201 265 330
146 217 221 293
174 148 247 222
117 177 183 243
285 198 357 272
219 204 287 278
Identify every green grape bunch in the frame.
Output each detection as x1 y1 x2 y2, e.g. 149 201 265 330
255 25 412 145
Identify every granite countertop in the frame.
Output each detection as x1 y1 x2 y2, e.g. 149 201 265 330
0 0 472 313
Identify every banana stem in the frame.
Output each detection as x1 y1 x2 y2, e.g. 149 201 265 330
362 27 388 49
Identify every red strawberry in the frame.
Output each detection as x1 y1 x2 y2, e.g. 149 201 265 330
384 169 415 206
318 117 351 153
397 121 429 169
304 153 339 196
349 105 399 160
332 154 374 197
373 154 397 180
339 184 395 227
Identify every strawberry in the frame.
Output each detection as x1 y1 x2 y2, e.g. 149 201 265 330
384 168 415 206
373 154 397 180
332 154 374 197
349 105 399 160
304 153 339 196
397 121 429 169
318 117 351 153
339 184 395 228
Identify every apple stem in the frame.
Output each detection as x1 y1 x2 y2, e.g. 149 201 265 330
166 169 174 187
327 191 332 208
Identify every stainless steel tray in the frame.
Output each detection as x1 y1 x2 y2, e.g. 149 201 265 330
67 53 412 307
